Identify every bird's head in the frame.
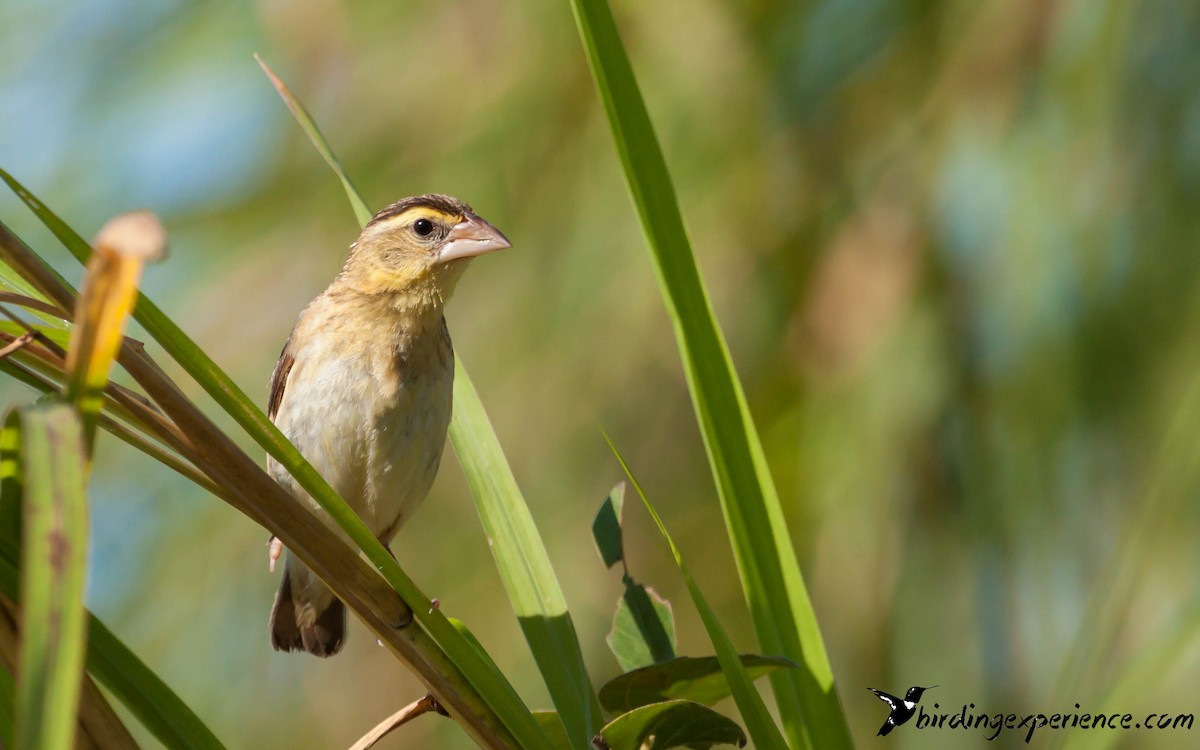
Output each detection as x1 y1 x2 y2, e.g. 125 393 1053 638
905 685 936 702
340 194 511 302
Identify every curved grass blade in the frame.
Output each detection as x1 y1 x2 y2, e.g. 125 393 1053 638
85 613 225 750
451 367 602 745
0 543 226 749
12 403 88 750
567 3 850 747
254 55 371 227
0 353 222 498
1 172 546 747
607 438 787 750
256 60 597 745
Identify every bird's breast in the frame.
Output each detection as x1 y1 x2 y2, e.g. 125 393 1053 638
271 310 454 539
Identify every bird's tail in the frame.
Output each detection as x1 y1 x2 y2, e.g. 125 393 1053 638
269 556 345 657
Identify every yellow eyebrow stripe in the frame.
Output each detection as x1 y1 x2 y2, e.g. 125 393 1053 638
372 207 457 229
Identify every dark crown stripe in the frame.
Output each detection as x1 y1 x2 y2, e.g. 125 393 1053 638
366 194 472 227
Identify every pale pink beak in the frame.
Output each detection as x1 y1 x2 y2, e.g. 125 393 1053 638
438 212 511 264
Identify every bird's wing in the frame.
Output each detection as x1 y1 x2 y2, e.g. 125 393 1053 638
268 337 295 422
868 688 901 710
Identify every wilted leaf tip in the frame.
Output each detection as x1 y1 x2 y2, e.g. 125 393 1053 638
93 210 166 262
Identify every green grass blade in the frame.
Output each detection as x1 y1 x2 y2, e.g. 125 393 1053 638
566 3 851 747
0 538 226 749
1 172 548 749
12 403 88 750
254 56 371 227
451 366 601 745
84 613 226 750
607 438 788 750
255 63 595 745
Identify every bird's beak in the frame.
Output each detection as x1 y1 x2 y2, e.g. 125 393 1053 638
438 212 511 264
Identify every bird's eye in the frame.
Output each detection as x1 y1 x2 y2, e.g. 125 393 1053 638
413 218 434 237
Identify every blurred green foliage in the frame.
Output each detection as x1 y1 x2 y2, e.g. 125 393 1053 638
3 0 1200 747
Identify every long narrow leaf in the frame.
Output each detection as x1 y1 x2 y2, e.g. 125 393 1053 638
255 56 371 227
608 438 788 750
0 538 226 749
1 170 547 747
566 3 851 747
257 60 597 744
13 404 88 750
84 613 225 750
451 366 601 745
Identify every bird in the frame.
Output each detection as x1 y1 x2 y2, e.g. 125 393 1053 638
265 194 511 656
868 685 936 736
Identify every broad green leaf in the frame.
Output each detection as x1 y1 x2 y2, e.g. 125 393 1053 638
13 403 88 750
452 366 601 744
607 584 675 672
257 62 594 746
608 440 788 750
595 700 745 750
599 655 797 714
593 482 625 569
1 170 548 750
567 3 851 747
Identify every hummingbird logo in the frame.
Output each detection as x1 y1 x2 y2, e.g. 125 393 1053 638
867 685 937 736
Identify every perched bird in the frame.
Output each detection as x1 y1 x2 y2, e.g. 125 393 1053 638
266 194 511 656
868 685 936 736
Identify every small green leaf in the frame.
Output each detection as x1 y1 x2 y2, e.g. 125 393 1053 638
607 583 675 672
607 438 789 750
593 482 625 569
13 403 88 750
596 700 746 750
599 655 797 714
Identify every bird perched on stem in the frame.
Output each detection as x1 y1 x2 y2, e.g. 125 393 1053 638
266 194 511 656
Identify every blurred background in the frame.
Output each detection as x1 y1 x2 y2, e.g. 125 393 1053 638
4 0 1200 747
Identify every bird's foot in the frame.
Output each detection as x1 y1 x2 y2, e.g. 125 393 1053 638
268 535 283 572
